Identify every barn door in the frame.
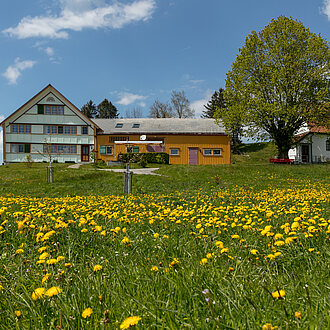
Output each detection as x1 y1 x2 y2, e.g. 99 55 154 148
81 145 90 162
189 148 199 165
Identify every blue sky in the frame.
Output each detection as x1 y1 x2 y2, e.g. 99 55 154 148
0 0 329 161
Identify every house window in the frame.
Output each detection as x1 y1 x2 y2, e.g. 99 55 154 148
109 136 129 142
82 126 88 135
106 146 113 155
170 148 179 155
12 124 31 134
204 148 222 156
38 105 44 114
126 146 139 153
11 144 30 153
42 105 64 115
43 144 77 154
44 125 78 135
115 123 123 128
132 123 140 128
326 139 330 151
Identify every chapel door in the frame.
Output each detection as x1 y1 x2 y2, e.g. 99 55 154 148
189 148 199 165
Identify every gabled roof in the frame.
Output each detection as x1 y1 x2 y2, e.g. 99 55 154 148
92 118 226 135
293 124 330 143
0 84 100 129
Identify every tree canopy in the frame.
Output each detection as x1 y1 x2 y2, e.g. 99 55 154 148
149 100 173 118
203 88 225 119
81 100 97 118
216 16 330 158
96 99 119 118
171 90 194 118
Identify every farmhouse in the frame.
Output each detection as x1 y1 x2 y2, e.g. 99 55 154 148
93 118 230 165
1 85 230 165
1 85 98 164
289 124 330 163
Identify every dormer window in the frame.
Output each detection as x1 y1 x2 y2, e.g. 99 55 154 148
132 123 140 128
115 123 123 128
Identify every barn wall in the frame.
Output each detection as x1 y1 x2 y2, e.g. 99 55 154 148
96 134 230 165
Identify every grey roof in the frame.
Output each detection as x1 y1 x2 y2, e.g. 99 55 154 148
92 118 226 135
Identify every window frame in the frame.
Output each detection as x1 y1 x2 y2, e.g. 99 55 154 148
43 144 78 154
132 123 140 128
11 124 31 134
40 105 64 115
11 143 30 153
115 123 123 128
203 148 222 156
82 126 88 135
326 139 330 151
105 146 113 155
170 148 180 156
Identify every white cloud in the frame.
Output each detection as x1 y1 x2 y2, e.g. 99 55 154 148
45 47 55 56
322 0 330 19
190 90 213 117
117 92 147 106
2 58 37 84
3 0 156 39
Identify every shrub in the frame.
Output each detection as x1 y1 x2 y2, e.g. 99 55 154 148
118 152 169 165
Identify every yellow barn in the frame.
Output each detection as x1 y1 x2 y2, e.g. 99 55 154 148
93 118 230 165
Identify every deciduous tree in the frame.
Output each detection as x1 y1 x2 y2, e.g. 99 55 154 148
216 16 330 158
148 100 173 118
170 90 194 118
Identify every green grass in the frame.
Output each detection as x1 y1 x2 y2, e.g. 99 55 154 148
0 146 329 329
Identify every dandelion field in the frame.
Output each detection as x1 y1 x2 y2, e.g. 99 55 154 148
0 163 329 329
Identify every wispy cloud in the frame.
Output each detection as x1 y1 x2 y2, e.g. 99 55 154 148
3 0 156 39
2 58 37 84
45 47 55 56
322 0 330 19
117 92 147 106
190 90 213 118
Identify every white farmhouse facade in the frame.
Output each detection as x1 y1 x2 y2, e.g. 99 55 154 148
289 124 330 163
1 85 98 164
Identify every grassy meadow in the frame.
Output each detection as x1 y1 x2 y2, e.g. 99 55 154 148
0 144 329 329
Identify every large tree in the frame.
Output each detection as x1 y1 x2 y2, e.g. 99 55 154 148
170 90 194 118
216 16 330 158
81 100 97 118
149 100 173 118
96 99 119 118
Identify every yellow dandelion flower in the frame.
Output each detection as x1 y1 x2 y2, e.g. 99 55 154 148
56 256 65 262
150 266 159 272
38 252 49 260
16 249 24 254
250 249 258 255
38 247 47 253
215 241 224 248
65 263 72 267
206 253 214 259
81 228 88 233
272 290 285 299
153 233 159 238
200 258 208 265
295 311 302 319
274 240 285 247
93 264 102 272
220 248 229 254
262 323 277 330
44 286 62 297
82 308 93 318
120 316 142 329
42 273 51 284
14 310 22 318
32 288 45 300
46 259 58 265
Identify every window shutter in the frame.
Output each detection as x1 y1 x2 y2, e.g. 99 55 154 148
38 105 44 114
132 146 139 153
100 146 106 155
24 144 31 153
